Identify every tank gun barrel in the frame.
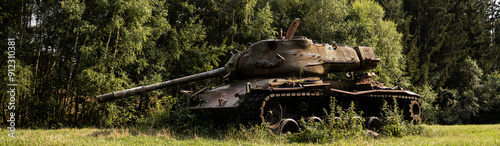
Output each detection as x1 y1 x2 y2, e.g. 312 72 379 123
96 67 227 103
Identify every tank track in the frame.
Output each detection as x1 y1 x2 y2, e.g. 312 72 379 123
240 91 326 125
241 93 269 124
241 90 422 126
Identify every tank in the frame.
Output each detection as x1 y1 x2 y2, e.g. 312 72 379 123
96 18 422 133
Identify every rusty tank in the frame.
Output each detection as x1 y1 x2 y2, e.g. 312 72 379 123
97 18 422 133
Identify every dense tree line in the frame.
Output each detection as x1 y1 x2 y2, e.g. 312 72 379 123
0 0 498 128
376 0 500 124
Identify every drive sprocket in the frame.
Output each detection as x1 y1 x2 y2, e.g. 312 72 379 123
409 99 422 124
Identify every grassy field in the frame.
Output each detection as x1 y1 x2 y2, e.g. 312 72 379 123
2 124 499 145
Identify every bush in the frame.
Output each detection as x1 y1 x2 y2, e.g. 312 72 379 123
287 98 365 143
102 100 139 128
378 99 423 137
413 85 439 124
137 95 214 133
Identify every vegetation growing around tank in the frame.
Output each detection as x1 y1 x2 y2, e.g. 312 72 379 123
130 96 422 143
286 97 423 143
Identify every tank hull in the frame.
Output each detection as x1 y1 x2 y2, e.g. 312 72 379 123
189 77 422 125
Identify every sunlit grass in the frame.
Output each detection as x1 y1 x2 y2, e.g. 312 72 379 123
2 124 499 145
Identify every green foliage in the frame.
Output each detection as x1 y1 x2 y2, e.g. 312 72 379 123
474 71 500 123
454 57 483 89
413 85 439 124
477 72 500 112
287 97 423 143
350 0 408 87
287 99 365 143
298 0 350 43
378 100 423 137
375 0 499 125
3 0 499 128
437 58 485 124
231 124 279 142
103 102 138 127
438 70 500 124
139 95 197 131
136 95 221 136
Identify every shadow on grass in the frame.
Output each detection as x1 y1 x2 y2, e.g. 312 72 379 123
86 123 276 143
88 127 176 138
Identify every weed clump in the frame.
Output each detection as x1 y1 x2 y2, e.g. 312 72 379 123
287 97 425 143
378 100 424 137
287 98 365 143
137 95 219 136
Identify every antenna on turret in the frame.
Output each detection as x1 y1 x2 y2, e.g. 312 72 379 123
279 28 284 39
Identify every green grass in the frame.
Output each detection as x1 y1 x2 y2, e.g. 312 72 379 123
366 124 500 145
2 124 499 145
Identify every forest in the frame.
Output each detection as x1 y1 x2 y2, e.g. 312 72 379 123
0 0 499 129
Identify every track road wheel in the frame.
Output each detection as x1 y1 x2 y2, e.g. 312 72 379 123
260 99 283 129
366 117 381 131
409 100 422 124
307 116 323 124
279 118 300 134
